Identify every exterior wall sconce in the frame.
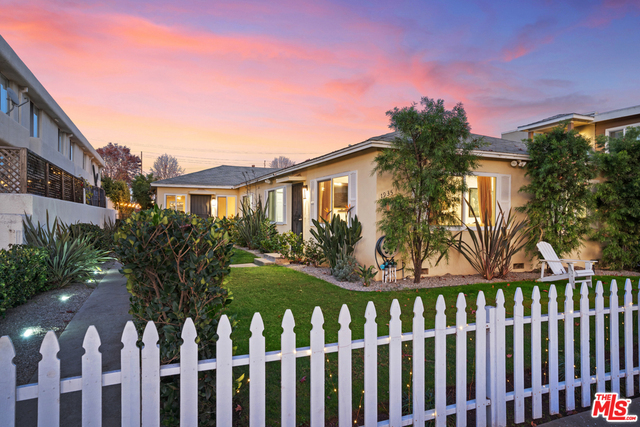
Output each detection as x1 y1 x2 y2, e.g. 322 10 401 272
303 185 309 200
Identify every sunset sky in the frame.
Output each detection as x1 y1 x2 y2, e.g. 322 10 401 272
2 0 639 173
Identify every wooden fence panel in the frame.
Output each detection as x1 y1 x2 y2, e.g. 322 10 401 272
475 292 487 427
435 296 447 427
310 307 325 427
495 290 507 426
531 287 542 419
338 305 352 427
281 310 296 427
38 331 60 427
513 288 524 423
548 285 559 415
455 293 467 427
579 283 591 408
412 297 425 427
82 326 102 427
250 313 266 427
610 280 621 395
595 282 606 394
389 300 402 427
364 302 378 426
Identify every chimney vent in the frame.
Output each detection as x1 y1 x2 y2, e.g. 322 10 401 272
252 165 255 167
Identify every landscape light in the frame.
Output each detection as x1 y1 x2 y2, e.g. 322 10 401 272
60 295 70 301
23 328 35 338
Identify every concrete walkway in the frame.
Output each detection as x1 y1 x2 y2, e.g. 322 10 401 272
17 261 132 427
542 398 640 426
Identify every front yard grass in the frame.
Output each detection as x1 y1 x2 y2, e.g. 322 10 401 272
230 248 257 265
226 265 640 425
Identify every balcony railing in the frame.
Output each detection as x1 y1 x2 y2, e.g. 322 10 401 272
0 147 106 208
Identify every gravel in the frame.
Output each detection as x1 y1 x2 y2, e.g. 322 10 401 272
0 261 114 385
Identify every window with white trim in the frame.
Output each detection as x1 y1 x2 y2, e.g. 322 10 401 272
166 194 186 212
30 102 39 137
216 196 237 219
69 141 74 161
317 175 349 222
58 129 63 153
266 187 285 223
606 123 640 140
446 173 510 227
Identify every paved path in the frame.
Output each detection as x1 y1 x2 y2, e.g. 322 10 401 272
16 262 132 427
542 398 640 426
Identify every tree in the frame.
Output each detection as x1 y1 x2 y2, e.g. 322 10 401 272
269 156 295 169
517 124 596 257
96 143 141 185
131 173 156 210
373 97 481 283
102 176 130 210
593 127 640 269
150 153 185 180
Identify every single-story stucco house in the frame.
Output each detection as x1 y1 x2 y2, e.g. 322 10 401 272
153 128 606 280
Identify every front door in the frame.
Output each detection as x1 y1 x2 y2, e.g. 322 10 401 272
291 183 303 236
191 195 211 218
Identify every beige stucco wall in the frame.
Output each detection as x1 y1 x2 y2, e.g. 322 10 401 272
0 194 116 249
154 186 241 217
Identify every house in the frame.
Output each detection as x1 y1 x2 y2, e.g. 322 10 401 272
0 35 115 249
501 104 640 145
153 132 538 278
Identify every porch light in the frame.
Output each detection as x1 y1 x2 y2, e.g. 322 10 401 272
303 185 308 199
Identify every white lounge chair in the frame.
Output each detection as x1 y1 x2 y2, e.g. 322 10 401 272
536 241 596 288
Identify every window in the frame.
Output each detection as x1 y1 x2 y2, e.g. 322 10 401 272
446 174 508 227
69 141 73 161
83 153 87 170
58 129 63 152
266 187 285 223
241 194 253 211
606 124 640 140
0 74 7 114
166 195 186 212
216 196 237 219
317 175 349 222
30 102 39 137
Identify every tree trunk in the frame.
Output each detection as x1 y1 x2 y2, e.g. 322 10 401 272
412 242 422 283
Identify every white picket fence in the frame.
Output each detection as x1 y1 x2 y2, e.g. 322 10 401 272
1 279 639 427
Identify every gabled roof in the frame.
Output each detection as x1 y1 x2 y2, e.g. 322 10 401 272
517 113 595 132
151 165 281 188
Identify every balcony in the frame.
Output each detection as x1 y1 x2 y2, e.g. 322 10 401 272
0 147 106 207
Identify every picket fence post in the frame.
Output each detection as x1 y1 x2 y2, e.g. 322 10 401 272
495 290 507 426
216 315 233 426
250 313 266 427
610 280 620 395
564 284 575 411
364 301 378 426
548 285 559 415
39 331 61 427
455 293 467 427
485 304 497 427
180 318 198 427
595 282 606 393
0 336 16 427
141 321 160 427
338 305 352 427
513 288 524 424
310 307 325 427
579 283 591 408
388 300 402 427
531 287 542 419
623 279 634 397
82 326 102 426
412 297 425 426
435 296 447 427
121 321 140 427
475 292 487 427
281 310 296 427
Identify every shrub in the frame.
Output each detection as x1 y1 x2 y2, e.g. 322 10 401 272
23 213 112 288
0 245 49 316
235 197 276 250
303 239 325 266
114 206 235 426
451 202 529 279
310 214 362 269
330 248 360 282
358 265 377 287
68 220 118 253
278 232 306 263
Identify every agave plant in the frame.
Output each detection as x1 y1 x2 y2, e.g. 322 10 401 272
451 202 529 280
235 196 277 250
310 213 362 269
23 212 112 288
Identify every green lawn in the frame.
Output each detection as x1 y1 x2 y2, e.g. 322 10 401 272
225 265 640 425
230 248 257 265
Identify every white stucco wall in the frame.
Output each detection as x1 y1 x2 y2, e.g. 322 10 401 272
0 194 116 249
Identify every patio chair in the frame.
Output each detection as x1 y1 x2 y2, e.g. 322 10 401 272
536 241 596 288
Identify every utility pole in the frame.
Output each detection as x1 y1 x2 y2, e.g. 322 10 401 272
264 160 266 168
140 151 143 175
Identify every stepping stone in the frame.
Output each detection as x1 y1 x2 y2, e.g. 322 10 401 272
230 263 258 268
263 253 290 265
254 258 274 266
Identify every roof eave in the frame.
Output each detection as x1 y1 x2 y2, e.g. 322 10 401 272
517 114 594 132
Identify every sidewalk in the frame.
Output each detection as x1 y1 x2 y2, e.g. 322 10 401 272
542 398 640 426
16 261 132 427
